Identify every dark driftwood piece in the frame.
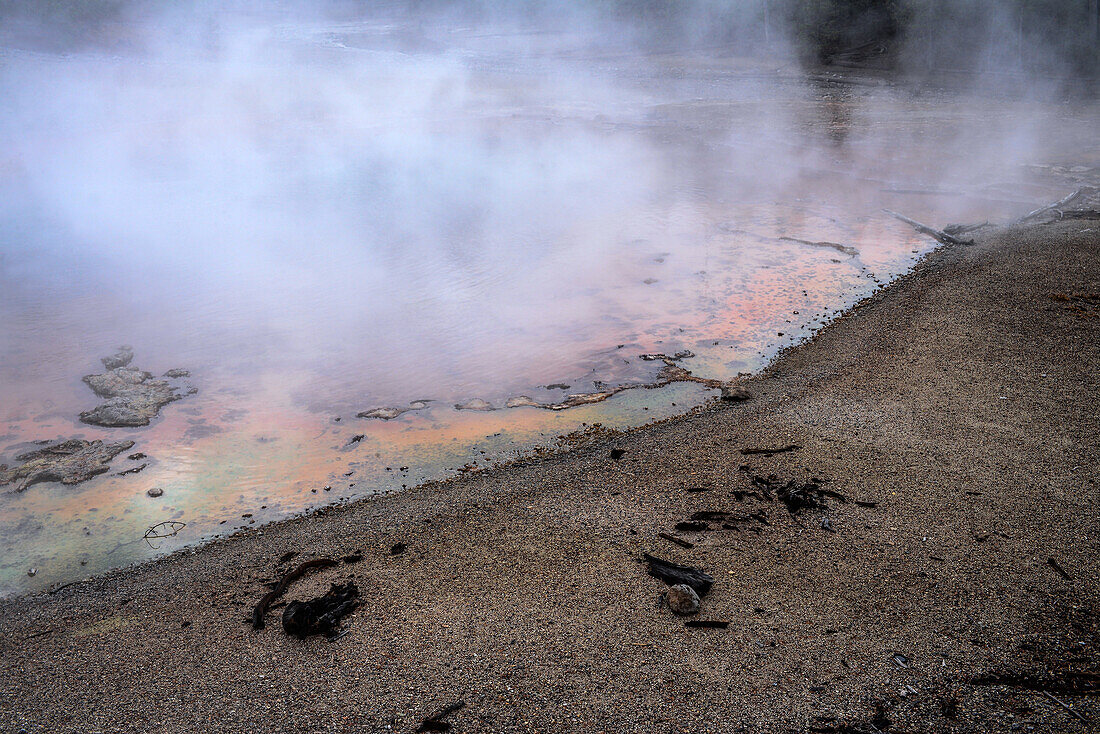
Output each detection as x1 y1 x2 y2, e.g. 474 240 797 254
252 558 338 630
417 701 466 732
643 553 714 597
685 620 730 629
690 510 730 522
749 474 849 515
971 670 1099 696
1013 188 1090 224
883 209 973 246
740 444 801 456
282 582 359 639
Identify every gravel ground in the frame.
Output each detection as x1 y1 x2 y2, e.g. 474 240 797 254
1 220 1098 733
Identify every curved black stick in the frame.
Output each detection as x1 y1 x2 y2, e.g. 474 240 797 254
252 558 338 630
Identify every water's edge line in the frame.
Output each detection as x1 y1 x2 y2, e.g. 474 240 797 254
2 228 968 602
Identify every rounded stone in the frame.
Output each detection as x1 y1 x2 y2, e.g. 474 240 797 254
667 584 700 615
721 384 752 402
146 487 164 498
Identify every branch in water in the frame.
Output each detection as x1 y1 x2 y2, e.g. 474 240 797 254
883 209 973 246
1013 188 1094 225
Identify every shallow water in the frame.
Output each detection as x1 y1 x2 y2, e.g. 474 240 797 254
1 18 1097 595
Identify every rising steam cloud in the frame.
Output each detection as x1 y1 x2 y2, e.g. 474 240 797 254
0 0 1095 408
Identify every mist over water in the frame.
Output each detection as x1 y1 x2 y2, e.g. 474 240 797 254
1 2 1097 595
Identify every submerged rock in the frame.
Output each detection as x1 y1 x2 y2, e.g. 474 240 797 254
358 407 403 420
163 368 190 378
0 439 135 492
80 355 184 427
100 345 134 370
357 400 432 421
640 350 695 362
502 389 625 412
454 398 495 412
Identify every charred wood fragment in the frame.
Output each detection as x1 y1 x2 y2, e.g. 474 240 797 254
643 553 714 597
740 444 800 456
417 701 466 732
685 620 729 629
282 582 360 639
252 558 338 630
674 521 711 532
658 532 694 549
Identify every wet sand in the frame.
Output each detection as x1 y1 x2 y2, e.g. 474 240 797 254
1 218 1098 732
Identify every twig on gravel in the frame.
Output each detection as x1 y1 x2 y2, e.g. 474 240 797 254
740 444 801 456
658 532 694 549
1042 690 1089 723
48 580 81 595
252 558 338 630
417 700 466 732
1047 557 1073 581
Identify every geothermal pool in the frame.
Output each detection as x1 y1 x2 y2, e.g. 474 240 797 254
1 17 1097 595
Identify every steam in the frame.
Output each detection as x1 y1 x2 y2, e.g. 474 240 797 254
1 0 1098 596
0 1 1096 411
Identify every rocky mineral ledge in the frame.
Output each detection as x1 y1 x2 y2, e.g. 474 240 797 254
2 220 1098 733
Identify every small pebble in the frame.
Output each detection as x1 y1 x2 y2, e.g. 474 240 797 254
667 584 700 615
27 568 37 577
147 487 164 498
